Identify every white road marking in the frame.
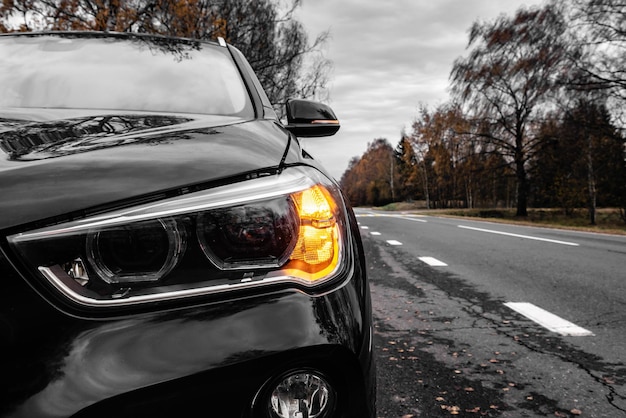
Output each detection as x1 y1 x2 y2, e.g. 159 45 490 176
458 225 579 246
355 213 428 223
504 302 594 336
399 216 428 223
370 232 382 236
419 257 448 267
360 226 369 229
386 240 403 246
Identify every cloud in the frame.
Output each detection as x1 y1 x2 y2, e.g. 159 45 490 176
296 0 545 179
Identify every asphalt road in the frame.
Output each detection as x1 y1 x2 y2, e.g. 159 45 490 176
355 208 626 417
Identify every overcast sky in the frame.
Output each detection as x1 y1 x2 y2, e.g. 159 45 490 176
294 0 546 180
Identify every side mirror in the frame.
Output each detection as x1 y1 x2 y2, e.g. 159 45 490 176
285 99 340 137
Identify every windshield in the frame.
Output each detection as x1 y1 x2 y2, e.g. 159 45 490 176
0 34 254 117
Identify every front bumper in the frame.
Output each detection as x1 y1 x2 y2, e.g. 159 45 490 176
1 241 375 418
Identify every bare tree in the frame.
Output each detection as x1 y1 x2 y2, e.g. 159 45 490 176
557 0 626 127
450 4 568 216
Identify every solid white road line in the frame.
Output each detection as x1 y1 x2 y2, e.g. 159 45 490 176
504 302 594 336
458 225 579 246
399 216 428 223
355 213 428 223
419 257 448 267
386 240 402 246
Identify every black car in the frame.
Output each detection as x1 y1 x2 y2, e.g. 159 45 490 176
0 32 375 418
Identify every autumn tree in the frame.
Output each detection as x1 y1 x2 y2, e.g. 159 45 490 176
394 136 421 202
339 139 397 207
450 4 568 216
339 156 366 207
0 0 331 110
410 104 483 209
411 105 451 209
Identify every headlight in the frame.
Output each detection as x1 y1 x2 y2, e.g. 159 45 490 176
6 167 350 308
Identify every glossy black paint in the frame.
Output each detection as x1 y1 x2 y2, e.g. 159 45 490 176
285 99 341 137
0 32 375 418
1 245 374 417
0 114 300 231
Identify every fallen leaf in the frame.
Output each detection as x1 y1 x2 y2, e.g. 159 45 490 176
570 409 582 415
448 405 461 415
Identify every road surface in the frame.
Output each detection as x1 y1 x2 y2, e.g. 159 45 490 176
357 209 626 417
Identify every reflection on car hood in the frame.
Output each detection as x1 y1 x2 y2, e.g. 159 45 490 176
0 113 199 160
0 110 294 230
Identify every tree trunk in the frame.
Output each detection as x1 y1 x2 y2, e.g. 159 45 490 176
586 136 597 225
420 163 430 209
515 158 528 217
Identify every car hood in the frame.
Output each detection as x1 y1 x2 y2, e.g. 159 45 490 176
0 110 298 230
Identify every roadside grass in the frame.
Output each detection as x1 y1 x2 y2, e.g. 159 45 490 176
373 202 626 236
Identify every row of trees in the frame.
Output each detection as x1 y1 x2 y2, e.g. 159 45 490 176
340 0 626 223
0 0 331 113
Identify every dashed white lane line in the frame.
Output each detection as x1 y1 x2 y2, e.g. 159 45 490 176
458 225 579 246
419 257 448 267
386 240 403 246
504 302 594 336
370 232 382 236
360 226 369 229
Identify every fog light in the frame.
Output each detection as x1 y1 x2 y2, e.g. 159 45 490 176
269 371 335 418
